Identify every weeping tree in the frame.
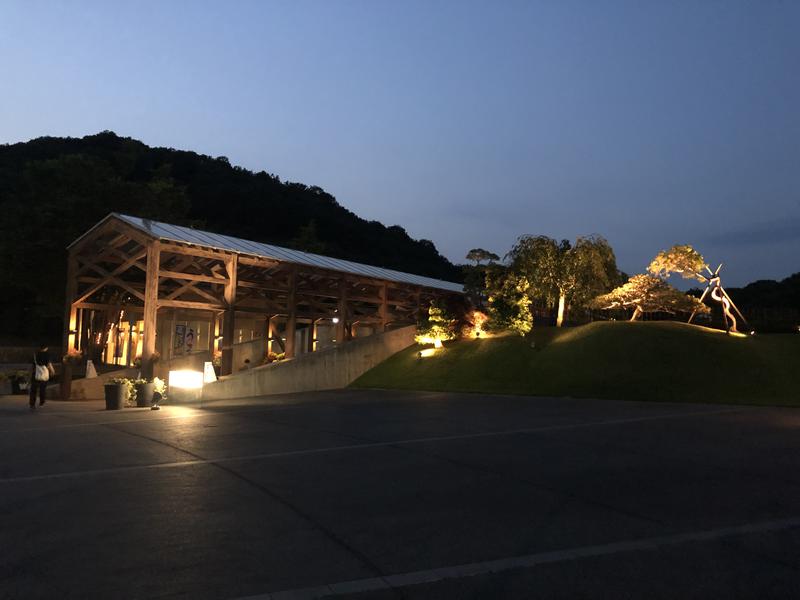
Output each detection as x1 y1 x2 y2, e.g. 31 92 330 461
592 274 710 321
507 235 620 327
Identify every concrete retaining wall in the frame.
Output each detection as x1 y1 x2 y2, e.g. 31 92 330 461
232 338 266 372
202 325 415 401
155 351 211 381
58 352 210 400
53 367 139 400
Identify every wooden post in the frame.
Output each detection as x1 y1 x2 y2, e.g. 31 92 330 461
265 315 273 354
285 267 297 358
262 316 271 358
62 252 79 358
221 253 238 375
336 278 348 343
142 240 161 380
379 282 389 332
307 319 318 353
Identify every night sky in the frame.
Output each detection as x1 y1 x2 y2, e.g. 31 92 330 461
2 1 798 286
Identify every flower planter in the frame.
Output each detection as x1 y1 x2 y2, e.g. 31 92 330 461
104 383 126 410
134 382 155 408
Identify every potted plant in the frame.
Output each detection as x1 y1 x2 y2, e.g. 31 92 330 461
132 378 155 408
104 377 133 410
152 377 167 407
212 354 222 377
12 370 30 395
61 348 83 400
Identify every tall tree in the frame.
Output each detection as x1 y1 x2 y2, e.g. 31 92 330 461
462 248 500 309
465 248 500 265
507 235 620 327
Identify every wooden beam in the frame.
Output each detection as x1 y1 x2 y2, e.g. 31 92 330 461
336 278 348 343
238 256 281 268
63 252 79 361
220 253 238 376
73 251 148 304
142 240 161 379
160 243 230 261
379 282 389 332
159 269 227 285
164 280 223 305
74 301 139 311
308 319 319 353
285 266 298 358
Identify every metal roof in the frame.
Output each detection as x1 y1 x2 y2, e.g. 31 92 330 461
107 214 463 293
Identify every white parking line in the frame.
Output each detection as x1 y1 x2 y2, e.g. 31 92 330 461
0 407 747 484
239 515 800 600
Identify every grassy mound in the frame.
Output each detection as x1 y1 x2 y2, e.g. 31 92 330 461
353 322 800 405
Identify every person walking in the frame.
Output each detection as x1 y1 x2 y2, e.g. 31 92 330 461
30 344 54 410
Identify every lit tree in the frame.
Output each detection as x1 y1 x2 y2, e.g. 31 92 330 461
592 274 710 321
485 268 533 335
415 303 456 348
507 235 620 327
648 245 708 282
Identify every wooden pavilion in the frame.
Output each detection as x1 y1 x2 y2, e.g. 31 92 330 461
64 214 464 377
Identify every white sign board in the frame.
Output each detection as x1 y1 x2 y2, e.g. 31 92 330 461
85 359 98 379
203 361 217 383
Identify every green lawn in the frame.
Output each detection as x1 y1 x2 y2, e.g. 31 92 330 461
353 322 800 406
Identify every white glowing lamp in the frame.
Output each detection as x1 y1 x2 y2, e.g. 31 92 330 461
168 370 204 390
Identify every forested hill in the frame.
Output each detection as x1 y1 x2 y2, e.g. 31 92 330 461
0 131 461 339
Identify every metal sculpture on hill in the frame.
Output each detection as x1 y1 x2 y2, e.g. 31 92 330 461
648 245 750 334
686 263 749 333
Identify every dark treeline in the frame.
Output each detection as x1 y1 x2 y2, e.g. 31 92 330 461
0 131 461 341
725 273 800 332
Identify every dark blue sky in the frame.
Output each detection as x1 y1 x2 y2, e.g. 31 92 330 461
2 1 798 285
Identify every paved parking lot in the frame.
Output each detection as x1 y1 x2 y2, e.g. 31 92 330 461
2 389 800 599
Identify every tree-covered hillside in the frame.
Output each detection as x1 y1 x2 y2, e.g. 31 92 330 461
0 131 461 340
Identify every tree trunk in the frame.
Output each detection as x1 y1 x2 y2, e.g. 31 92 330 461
556 294 566 328
630 305 643 321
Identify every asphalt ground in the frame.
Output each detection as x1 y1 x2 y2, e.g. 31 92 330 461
2 389 800 599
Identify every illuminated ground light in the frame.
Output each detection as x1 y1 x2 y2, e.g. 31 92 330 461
418 348 438 358
416 336 444 348
469 310 490 338
168 369 204 402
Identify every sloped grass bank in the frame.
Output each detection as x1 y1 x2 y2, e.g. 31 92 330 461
352 322 800 405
